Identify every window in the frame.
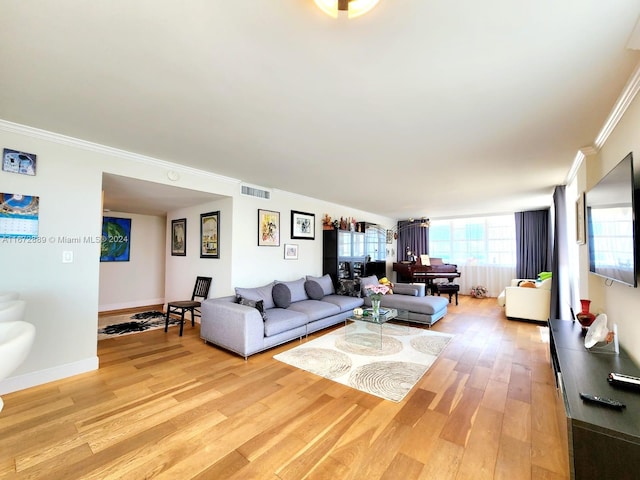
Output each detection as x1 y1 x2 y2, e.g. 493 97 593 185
429 215 516 266
365 227 385 261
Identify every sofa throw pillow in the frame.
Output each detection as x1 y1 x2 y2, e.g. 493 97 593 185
272 282 292 308
304 280 325 300
518 280 536 288
277 278 308 303
235 282 275 310
306 274 335 296
236 295 267 321
336 279 361 297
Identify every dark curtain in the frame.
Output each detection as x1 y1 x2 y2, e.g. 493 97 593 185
515 209 550 279
550 186 568 320
396 221 429 261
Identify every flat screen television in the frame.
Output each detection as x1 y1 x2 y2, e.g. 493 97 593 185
586 152 637 287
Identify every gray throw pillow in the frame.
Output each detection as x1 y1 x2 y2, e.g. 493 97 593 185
306 274 335 296
236 295 267 321
235 282 275 310
278 278 308 303
304 280 325 300
272 283 292 308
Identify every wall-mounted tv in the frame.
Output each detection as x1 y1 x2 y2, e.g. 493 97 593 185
586 152 637 287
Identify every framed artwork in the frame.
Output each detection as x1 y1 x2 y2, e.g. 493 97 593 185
284 243 298 260
291 210 315 240
0 193 39 238
576 192 585 245
100 217 131 262
171 218 186 256
200 211 220 258
2 148 37 176
258 209 280 246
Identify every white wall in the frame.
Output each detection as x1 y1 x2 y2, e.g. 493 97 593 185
227 189 396 290
165 197 234 304
579 90 640 362
99 212 166 311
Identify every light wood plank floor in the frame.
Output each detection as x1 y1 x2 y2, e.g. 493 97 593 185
0 296 569 479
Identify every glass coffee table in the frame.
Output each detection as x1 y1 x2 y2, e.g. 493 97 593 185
345 308 399 348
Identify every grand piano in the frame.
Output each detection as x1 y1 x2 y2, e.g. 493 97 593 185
393 257 460 289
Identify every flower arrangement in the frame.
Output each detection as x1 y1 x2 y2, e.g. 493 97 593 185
364 284 390 301
470 285 488 298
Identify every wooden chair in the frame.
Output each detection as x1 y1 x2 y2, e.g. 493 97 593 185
165 276 212 336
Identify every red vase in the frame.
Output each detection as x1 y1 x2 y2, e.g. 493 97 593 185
576 299 596 328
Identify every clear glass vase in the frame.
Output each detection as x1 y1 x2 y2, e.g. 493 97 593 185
372 299 381 317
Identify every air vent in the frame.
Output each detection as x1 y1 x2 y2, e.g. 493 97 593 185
241 184 271 200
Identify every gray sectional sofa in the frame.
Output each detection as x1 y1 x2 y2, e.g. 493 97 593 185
200 275 363 359
200 274 449 359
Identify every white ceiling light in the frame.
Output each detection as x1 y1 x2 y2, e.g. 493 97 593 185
314 0 379 19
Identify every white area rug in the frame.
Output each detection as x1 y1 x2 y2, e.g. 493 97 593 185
274 322 453 402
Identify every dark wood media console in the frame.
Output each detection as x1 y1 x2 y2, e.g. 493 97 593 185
549 318 640 479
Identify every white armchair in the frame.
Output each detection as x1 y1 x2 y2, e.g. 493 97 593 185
497 278 551 322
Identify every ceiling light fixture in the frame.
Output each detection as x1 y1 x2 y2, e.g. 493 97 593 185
314 0 379 19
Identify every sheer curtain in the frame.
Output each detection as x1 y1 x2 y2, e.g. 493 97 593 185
429 215 516 297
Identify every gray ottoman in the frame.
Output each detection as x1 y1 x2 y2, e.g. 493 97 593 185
367 294 449 327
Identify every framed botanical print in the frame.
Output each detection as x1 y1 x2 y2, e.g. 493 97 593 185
200 211 220 258
258 209 280 246
171 218 186 256
291 210 315 240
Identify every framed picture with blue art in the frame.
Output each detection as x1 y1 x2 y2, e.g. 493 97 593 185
100 217 131 262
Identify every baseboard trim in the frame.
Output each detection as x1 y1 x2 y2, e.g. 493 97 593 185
99 298 165 313
0 356 99 395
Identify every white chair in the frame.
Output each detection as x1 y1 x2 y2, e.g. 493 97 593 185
497 278 551 322
0 300 26 323
0 321 36 412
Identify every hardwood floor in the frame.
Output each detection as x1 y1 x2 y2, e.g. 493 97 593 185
0 296 569 479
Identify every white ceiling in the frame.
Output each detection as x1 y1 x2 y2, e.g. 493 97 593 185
101 173 224 216
1 1 640 219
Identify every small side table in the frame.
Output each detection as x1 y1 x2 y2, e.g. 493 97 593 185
435 283 459 305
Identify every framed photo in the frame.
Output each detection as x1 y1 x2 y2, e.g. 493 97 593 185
200 211 220 258
101 217 131 262
258 209 280 246
284 243 298 260
2 148 36 176
291 210 315 240
171 218 186 256
576 192 585 245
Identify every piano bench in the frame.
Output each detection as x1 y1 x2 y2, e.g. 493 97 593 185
435 283 460 305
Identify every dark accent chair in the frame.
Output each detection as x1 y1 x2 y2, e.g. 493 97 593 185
165 276 212 336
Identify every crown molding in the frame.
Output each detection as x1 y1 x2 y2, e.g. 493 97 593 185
594 60 640 149
565 60 640 185
0 119 240 185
